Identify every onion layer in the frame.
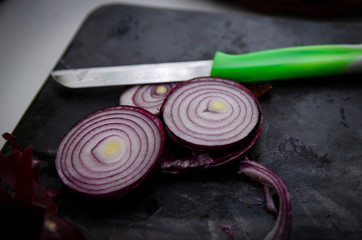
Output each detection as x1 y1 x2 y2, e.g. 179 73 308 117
120 83 178 115
55 106 165 199
161 77 261 150
239 158 292 240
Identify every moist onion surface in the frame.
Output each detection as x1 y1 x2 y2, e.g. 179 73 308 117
55 106 164 199
120 83 178 115
161 77 260 150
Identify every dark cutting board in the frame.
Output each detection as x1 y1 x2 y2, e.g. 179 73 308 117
2 4 362 240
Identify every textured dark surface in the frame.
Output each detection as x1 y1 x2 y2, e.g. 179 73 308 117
2 4 362 240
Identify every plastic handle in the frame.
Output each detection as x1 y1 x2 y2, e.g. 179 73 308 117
210 44 362 82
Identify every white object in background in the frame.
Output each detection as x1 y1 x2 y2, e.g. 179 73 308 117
0 0 236 148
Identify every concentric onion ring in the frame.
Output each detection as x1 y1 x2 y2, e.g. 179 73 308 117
161 77 261 151
120 83 178 115
55 106 165 199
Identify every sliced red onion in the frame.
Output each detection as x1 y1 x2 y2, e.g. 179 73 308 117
120 83 178 115
161 77 261 150
55 106 165 200
239 158 292 240
160 77 262 173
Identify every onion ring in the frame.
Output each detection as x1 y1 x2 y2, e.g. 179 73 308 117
55 106 165 200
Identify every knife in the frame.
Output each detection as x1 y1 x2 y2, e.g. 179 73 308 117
51 44 362 88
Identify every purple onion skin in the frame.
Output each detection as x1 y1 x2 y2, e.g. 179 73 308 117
160 77 263 174
239 158 292 240
160 124 261 174
55 106 165 201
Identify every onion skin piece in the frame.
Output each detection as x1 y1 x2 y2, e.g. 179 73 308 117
0 133 58 214
244 82 273 98
160 77 262 173
264 185 278 217
160 122 261 174
1 134 85 240
239 158 292 240
55 106 165 200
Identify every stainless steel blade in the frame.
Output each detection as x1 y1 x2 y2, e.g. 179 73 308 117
51 60 213 88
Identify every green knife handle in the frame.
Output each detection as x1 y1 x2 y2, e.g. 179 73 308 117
210 44 362 82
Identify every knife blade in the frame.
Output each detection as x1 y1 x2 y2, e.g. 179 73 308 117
51 44 362 88
51 60 213 88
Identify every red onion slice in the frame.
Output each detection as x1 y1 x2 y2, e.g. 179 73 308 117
161 77 261 151
120 83 178 115
55 106 165 200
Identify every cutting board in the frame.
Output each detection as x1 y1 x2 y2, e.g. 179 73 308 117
2 4 362 240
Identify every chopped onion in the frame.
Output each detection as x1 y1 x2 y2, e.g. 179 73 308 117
120 83 178 115
55 106 165 200
239 158 292 240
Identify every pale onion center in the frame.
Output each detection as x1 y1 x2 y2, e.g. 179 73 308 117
156 85 168 94
92 136 126 163
104 141 121 156
208 99 228 112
